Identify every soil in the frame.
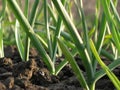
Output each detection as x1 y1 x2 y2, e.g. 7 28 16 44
0 46 119 90
0 0 120 90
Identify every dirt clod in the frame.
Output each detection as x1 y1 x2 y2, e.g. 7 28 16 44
0 82 6 90
3 77 14 89
0 46 119 90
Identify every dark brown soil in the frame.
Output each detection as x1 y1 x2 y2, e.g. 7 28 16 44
0 46 119 90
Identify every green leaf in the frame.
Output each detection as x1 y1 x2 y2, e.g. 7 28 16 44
44 0 53 58
52 0 94 81
0 23 4 58
90 39 120 89
7 0 55 74
15 20 25 61
0 0 6 20
0 0 6 58
101 0 120 54
58 38 89 90
94 58 120 82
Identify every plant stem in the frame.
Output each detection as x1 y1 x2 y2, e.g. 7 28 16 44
89 82 95 90
7 0 55 74
44 0 53 58
24 0 29 61
0 23 4 58
52 0 94 82
0 0 6 58
25 0 39 61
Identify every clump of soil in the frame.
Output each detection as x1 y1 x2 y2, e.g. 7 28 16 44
0 46 119 90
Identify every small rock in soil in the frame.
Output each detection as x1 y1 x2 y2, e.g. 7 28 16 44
31 68 51 86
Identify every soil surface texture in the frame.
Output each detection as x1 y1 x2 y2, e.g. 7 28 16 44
0 46 120 90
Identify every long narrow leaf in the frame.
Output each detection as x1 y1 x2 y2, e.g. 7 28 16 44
55 45 78 75
90 39 120 89
74 0 92 62
52 18 63 62
15 20 25 60
94 58 120 82
52 0 66 62
110 0 120 29
15 0 29 61
25 0 39 61
101 0 120 54
44 0 53 58
58 38 89 90
92 13 107 71
7 0 55 74
0 23 4 58
52 0 94 81
24 0 29 18
0 0 6 58
24 0 29 61
35 22 72 41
